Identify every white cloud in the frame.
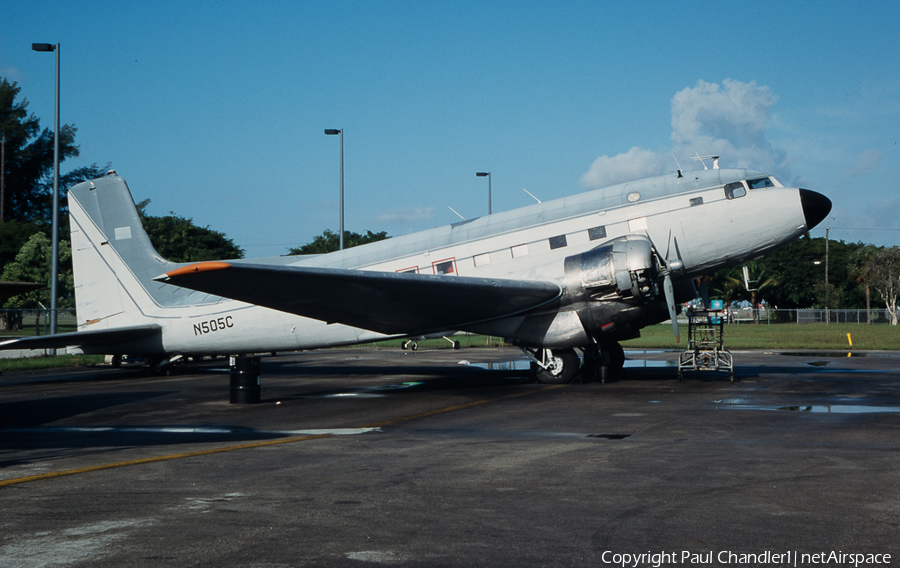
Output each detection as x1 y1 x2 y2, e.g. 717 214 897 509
581 79 791 189
580 147 671 189
0 66 23 81
671 79 775 148
375 207 436 224
842 148 881 179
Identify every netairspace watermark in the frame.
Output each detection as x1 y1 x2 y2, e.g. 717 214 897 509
601 550 892 567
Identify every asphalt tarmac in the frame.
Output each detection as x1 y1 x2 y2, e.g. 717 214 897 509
1 347 899 568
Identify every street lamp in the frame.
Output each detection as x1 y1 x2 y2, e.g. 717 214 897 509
476 171 491 215
32 42 60 337
324 129 344 250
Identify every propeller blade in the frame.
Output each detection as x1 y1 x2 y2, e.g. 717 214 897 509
664 273 680 343
648 231 682 342
664 229 673 262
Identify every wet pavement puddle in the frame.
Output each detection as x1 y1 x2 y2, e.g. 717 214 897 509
714 399 900 413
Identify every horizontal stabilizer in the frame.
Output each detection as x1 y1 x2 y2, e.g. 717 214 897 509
0 324 161 352
157 262 562 336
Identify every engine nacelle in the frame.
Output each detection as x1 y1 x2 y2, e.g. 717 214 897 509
563 234 679 342
564 234 655 302
470 234 692 348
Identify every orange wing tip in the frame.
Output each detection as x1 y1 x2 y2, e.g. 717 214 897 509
166 261 232 278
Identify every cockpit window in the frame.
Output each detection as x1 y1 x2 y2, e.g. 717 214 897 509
747 177 774 189
724 182 746 200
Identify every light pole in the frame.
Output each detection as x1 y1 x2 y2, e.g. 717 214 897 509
324 129 344 250
476 171 491 215
32 42 60 337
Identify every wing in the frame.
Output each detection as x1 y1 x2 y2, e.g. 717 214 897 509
155 262 562 336
0 324 161 352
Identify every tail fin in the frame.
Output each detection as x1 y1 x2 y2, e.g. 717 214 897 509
68 175 213 331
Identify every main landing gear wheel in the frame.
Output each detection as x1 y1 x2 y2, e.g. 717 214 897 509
605 341 625 370
531 348 580 384
580 342 625 383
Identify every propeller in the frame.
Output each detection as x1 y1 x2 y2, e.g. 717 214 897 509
651 230 683 343
663 270 680 342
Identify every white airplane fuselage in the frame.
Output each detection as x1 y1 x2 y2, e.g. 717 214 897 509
64 168 829 361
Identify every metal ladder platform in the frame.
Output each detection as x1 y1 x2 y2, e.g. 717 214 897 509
677 305 734 381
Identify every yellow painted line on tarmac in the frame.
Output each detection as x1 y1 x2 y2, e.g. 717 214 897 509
0 434 332 488
0 384 562 488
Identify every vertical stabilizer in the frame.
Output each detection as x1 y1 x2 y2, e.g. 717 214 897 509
68 175 210 331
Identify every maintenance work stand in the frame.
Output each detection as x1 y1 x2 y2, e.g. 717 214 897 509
677 300 734 381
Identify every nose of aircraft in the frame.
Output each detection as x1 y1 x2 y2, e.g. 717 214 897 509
799 189 832 230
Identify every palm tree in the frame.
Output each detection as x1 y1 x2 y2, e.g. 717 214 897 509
724 262 779 324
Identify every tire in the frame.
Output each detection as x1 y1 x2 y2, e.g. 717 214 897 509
602 341 625 371
534 348 580 384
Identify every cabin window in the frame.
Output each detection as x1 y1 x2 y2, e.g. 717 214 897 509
511 244 529 258
396 267 419 274
474 253 491 267
433 259 455 275
690 197 703 207
747 177 774 189
588 225 607 241
549 235 567 250
725 182 747 200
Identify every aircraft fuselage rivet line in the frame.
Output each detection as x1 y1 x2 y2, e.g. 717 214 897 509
0 385 560 488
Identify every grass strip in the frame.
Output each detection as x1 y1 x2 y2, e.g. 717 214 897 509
622 323 900 350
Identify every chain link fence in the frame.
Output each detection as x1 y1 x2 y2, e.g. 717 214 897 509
0 309 78 335
680 308 895 325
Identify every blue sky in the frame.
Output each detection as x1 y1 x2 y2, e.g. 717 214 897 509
3 1 899 256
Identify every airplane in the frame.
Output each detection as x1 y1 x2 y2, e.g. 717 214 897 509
0 166 831 384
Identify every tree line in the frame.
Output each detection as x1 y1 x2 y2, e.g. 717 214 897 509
707 236 900 324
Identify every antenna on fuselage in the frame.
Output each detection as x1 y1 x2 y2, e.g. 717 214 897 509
522 188 542 203
693 153 708 170
692 154 720 170
448 207 466 221
671 154 683 178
